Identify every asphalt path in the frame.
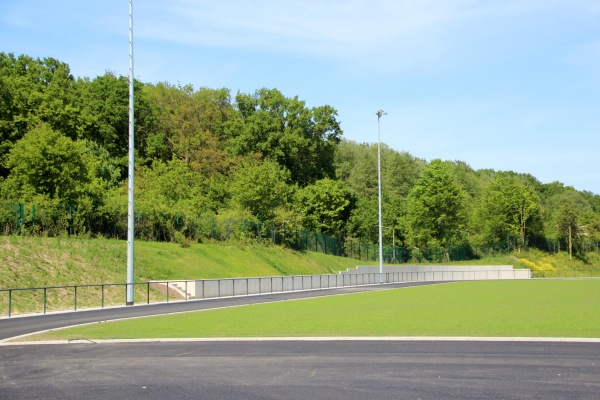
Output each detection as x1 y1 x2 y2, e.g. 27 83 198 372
2 281 600 399
1 340 599 399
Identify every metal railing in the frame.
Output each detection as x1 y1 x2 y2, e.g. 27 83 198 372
0 268 537 318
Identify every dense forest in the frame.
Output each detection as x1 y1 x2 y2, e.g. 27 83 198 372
1 53 599 260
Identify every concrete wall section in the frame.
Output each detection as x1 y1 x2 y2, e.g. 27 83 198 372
190 265 530 300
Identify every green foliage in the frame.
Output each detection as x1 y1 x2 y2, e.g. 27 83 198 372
3 123 89 205
229 158 294 221
228 88 342 187
547 190 592 258
347 197 379 243
77 72 155 165
472 172 542 248
0 53 80 175
406 160 466 249
136 159 212 214
294 178 352 236
143 83 234 174
336 141 378 198
337 140 423 245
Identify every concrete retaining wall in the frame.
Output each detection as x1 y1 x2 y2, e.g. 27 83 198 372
183 265 530 300
343 265 531 281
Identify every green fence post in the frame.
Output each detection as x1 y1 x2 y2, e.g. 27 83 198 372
19 203 24 234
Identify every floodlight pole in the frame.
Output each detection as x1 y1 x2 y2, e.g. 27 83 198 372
126 0 135 306
376 110 386 284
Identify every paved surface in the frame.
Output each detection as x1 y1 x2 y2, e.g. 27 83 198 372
1 340 600 399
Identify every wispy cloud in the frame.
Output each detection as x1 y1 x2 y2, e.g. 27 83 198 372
132 0 597 75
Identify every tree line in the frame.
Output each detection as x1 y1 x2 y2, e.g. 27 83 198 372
1 53 599 260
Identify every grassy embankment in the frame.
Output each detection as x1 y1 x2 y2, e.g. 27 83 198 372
0 235 370 315
27 280 600 340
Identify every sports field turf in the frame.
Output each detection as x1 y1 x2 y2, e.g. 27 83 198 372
29 280 600 340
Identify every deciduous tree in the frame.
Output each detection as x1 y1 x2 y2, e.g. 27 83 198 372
406 160 466 250
228 88 342 187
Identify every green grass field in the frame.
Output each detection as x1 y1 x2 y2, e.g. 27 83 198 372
27 280 600 341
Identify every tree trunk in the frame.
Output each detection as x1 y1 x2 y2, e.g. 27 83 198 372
568 222 572 260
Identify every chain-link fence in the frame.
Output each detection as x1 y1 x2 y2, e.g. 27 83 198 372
3 200 598 264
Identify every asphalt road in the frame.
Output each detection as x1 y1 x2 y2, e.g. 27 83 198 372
1 340 599 399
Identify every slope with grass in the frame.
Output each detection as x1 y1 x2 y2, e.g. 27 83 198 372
0 236 369 290
512 248 600 276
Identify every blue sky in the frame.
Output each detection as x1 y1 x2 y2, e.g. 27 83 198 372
2 0 599 194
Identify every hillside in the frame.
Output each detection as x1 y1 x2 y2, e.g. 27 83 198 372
0 236 371 290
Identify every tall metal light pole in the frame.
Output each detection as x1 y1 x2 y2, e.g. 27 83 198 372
376 110 386 283
126 0 135 306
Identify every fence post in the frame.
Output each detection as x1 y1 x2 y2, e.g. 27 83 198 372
19 203 24 234
69 206 73 236
271 223 275 244
74 286 77 311
283 222 286 245
8 290 12 318
43 288 47 314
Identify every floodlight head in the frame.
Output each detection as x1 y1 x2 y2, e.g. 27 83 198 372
376 110 387 118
